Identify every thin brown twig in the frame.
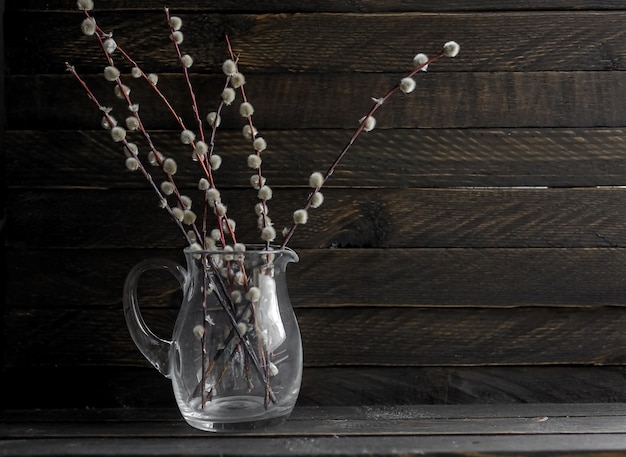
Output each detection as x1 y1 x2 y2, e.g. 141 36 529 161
280 50 446 248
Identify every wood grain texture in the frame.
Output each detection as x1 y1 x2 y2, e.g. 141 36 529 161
2 405 626 457
2 433 625 456
299 366 626 405
5 305 626 367
4 366 626 409
6 0 626 414
8 128 626 189
7 72 626 130
8 188 626 249
4 405 626 437
6 11 626 74
7 248 626 309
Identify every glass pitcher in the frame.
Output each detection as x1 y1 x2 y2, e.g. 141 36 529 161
123 245 302 432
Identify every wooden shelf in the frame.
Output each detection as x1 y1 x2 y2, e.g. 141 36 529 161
2 404 626 456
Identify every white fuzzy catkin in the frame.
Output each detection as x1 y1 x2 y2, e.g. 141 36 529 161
242 125 257 140
204 237 216 251
103 38 117 55
246 287 261 303
169 16 183 31
257 185 273 201
206 112 221 127
221 88 236 105
110 126 126 142
309 172 324 188
230 72 246 88
239 102 254 117
222 249 234 262
103 66 120 82
198 178 210 190
311 191 324 208
190 242 203 260
222 59 237 76
180 195 192 209
400 77 416 94
250 174 265 190
223 218 236 232
125 157 139 171
160 181 175 195
293 209 309 225
162 158 178 175
77 0 94 10
236 322 248 336
210 228 221 241
443 41 460 57
215 203 227 216
101 115 116 130
194 141 208 157
209 154 222 170
207 188 221 205
80 18 96 35
247 154 262 169
148 150 164 166
192 324 204 340
171 207 184 222
172 31 184 44
361 115 376 132
180 129 196 144
180 54 193 68
413 53 429 71
253 137 267 152
254 202 267 216
148 73 159 85
125 116 139 131
114 84 130 100
131 67 142 78
183 209 197 225
261 226 276 242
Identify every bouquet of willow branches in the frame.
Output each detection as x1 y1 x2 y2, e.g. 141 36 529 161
68 0 459 253
68 0 460 412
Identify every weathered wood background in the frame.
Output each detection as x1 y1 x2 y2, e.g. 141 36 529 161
5 1 626 409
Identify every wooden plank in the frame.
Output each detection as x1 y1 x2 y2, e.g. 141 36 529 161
8 128 626 189
298 306 626 366
1 405 626 456
7 188 626 249
4 365 626 409
300 366 626 406
2 434 626 456
12 1 626 13
7 248 626 309
5 403 626 423
6 11 626 74
2 434 626 457
3 408 626 437
6 72 626 130
4 306 626 366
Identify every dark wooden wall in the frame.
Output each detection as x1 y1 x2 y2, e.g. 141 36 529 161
5 1 626 410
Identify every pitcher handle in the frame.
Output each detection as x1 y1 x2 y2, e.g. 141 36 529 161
123 258 187 378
